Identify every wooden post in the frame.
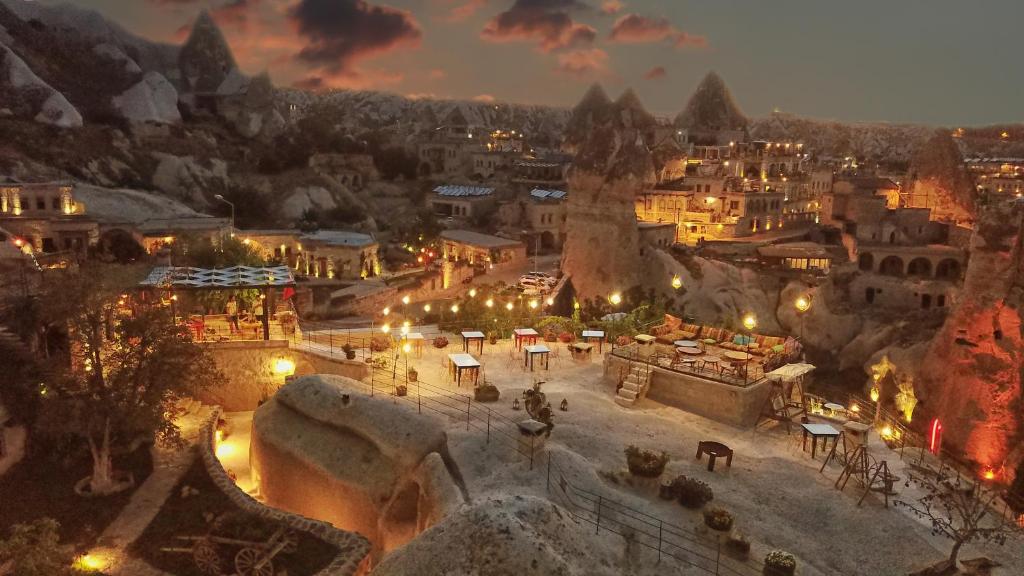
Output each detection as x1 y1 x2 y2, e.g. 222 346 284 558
261 289 270 340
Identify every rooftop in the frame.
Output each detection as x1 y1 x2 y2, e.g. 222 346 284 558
301 230 377 247
434 185 495 198
440 229 524 249
139 265 296 289
529 188 567 201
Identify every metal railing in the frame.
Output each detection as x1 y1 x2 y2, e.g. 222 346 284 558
610 343 768 388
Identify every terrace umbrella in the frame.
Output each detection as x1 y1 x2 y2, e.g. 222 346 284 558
765 363 816 381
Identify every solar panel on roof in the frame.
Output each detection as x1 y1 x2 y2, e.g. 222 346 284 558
434 185 494 197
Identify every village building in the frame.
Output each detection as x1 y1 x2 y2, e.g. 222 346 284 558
496 189 568 249
309 152 378 190
138 216 232 254
427 185 497 220
0 182 99 257
239 229 381 280
440 229 526 267
511 158 570 189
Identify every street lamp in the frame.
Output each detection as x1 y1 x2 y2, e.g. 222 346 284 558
794 295 811 342
213 194 235 237
485 298 494 308
402 295 411 306
609 292 622 306
423 303 431 313
382 306 390 316
469 288 477 298
742 314 757 384
451 304 459 313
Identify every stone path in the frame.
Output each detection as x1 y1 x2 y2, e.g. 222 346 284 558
86 405 213 576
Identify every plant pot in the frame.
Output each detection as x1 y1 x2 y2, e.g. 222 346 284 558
408 372 418 382
396 385 408 397
658 479 676 500
345 351 356 360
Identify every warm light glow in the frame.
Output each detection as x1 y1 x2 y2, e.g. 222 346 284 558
74 552 112 572
742 314 757 331
671 275 682 290
215 430 224 442
795 295 811 313
485 298 494 308
849 404 860 413
170 294 178 302
469 288 477 298
529 300 538 309
546 297 554 306
382 324 391 334
402 343 412 354
402 295 411 305
870 387 880 402
383 307 390 316
273 358 296 376
983 468 996 481
505 302 514 311
451 304 459 313
242 238 251 245
216 442 236 459
609 293 622 306
880 425 894 439
423 303 431 312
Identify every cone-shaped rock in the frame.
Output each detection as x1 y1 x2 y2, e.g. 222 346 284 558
179 10 237 93
562 88 656 302
674 71 748 133
907 129 976 224
562 83 612 154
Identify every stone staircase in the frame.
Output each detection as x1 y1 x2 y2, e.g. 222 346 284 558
615 362 651 407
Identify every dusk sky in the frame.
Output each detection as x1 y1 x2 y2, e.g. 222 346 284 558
43 0 1024 125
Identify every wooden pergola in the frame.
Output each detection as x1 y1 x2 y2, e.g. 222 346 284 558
138 265 296 340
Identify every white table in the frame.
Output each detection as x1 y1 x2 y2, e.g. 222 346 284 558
582 330 605 352
674 340 700 348
448 353 481 387
405 332 424 357
524 344 551 371
801 423 840 459
513 328 539 349
461 331 486 354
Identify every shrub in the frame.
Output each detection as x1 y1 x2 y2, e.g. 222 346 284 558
673 475 713 508
624 445 669 478
558 332 574 343
474 384 500 403
725 532 751 559
764 550 797 576
615 335 631 346
432 336 449 349
370 336 391 352
702 507 734 531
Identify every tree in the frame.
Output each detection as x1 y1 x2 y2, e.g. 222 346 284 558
897 465 1023 568
0 518 76 576
36 264 221 495
171 234 267 269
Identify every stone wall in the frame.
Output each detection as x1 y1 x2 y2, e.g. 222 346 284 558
198 408 371 575
605 353 772 428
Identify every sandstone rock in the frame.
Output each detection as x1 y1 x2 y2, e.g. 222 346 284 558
281 186 339 220
178 9 236 94
93 42 142 74
776 281 862 352
150 152 228 205
112 71 181 124
1 42 83 128
674 71 748 133
907 129 976 225
562 82 611 154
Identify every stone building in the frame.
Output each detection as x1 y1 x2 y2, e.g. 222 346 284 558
427 185 496 220
240 229 380 280
0 182 98 256
309 153 378 190
512 158 570 189
440 229 525 267
496 189 568 249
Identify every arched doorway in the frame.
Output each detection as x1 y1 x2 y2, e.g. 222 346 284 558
858 252 874 272
99 229 145 263
907 257 932 278
889 231 897 244
935 259 961 281
540 231 555 249
878 255 904 277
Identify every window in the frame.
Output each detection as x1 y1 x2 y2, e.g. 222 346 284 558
730 201 739 210
52 197 61 210
36 197 45 210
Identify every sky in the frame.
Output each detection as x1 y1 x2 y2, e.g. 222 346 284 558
39 0 1024 125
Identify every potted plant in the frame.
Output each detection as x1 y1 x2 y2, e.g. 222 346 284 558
433 336 449 349
672 475 713 509
488 331 499 345
558 331 574 343
624 445 669 478
703 507 734 532
408 367 418 382
474 383 501 402
544 330 558 343
763 551 797 576
342 343 356 360
370 336 390 352
396 384 408 397
615 335 631 347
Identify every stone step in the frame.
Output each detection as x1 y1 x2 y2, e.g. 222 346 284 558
614 396 637 407
617 388 638 401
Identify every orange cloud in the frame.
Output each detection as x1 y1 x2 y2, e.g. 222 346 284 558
609 13 707 48
482 0 595 52
644 66 666 80
600 0 624 15
555 48 609 78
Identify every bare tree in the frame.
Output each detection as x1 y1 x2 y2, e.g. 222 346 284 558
897 465 1022 569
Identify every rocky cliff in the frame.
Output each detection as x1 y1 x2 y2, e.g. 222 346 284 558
561 82 612 154
0 41 82 127
674 71 748 134
177 10 235 95
907 129 977 225
562 89 656 302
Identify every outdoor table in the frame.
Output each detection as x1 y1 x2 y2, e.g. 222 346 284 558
801 423 841 459
635 334 656 358
674 340 700 349
581 330 605 353
701 356 722 373
569 342 593 361
696 440 733 472
524 344 551 371
447 353 481 387
824 402 845 416
677 346 703 355
513 328 539 350
723 350 753 361
461 331 486 354
405 332 425 357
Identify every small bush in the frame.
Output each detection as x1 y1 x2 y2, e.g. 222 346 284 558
764 550 797 576
725 531 751 559
624 445 669 478
702 507 733 531
432 336 449 349
370 336 391 352
558 332 574 343
672 475 713 508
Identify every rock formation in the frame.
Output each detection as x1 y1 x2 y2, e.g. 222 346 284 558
561 82 611 154
0 42 83 127
907 129 976 225
251 375 466 556
916 201 1024 482
561 88 656 302
112 71 181 124
674 71 748 136
178 10 235 94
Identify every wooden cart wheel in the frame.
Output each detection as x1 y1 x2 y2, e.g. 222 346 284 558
192 540 221 576
234 547 273 576
280 528 299 554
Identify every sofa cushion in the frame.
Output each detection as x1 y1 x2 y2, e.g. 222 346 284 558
733 334 754 346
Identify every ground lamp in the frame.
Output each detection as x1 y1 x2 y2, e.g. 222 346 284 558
451 304 459 313
485 298 494 308
794 295 811 341
213 193 235 234
273 356 296 377
672 275 683 290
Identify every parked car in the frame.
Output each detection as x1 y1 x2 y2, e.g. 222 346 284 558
518 272 556 291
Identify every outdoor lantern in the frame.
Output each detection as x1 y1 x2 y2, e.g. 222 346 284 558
870 387 880 402
795 295 811 313
383 306 390 316
402 295 411 305
273 357 296 376
506 302 514 311
382 324 391 334
513 398 520 410
402 343 412 354
560 398 568 411
529 300 538 309
451 304 459 313
609 293 622 306
672 275 682 290
983 468 996 481
486 298 494 308
469 289 477 298
742 314 757 331
546 297 554 306
423 304 431 313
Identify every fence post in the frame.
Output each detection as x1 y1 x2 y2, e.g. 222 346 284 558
595 495 602 534
330 327 334 355
657 521 662 563
486 410 491 445
546 452 551 491
715 541 721 575
466 395 471 431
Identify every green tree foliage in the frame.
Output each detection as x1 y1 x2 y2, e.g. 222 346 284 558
35 264 222 494
171 234 266 269
0 518 76 576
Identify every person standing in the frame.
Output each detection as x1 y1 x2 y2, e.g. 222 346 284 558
225 295 240 334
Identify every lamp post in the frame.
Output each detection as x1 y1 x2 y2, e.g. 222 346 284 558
794 295 811 342
742 313 757 385
213 194 235 238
